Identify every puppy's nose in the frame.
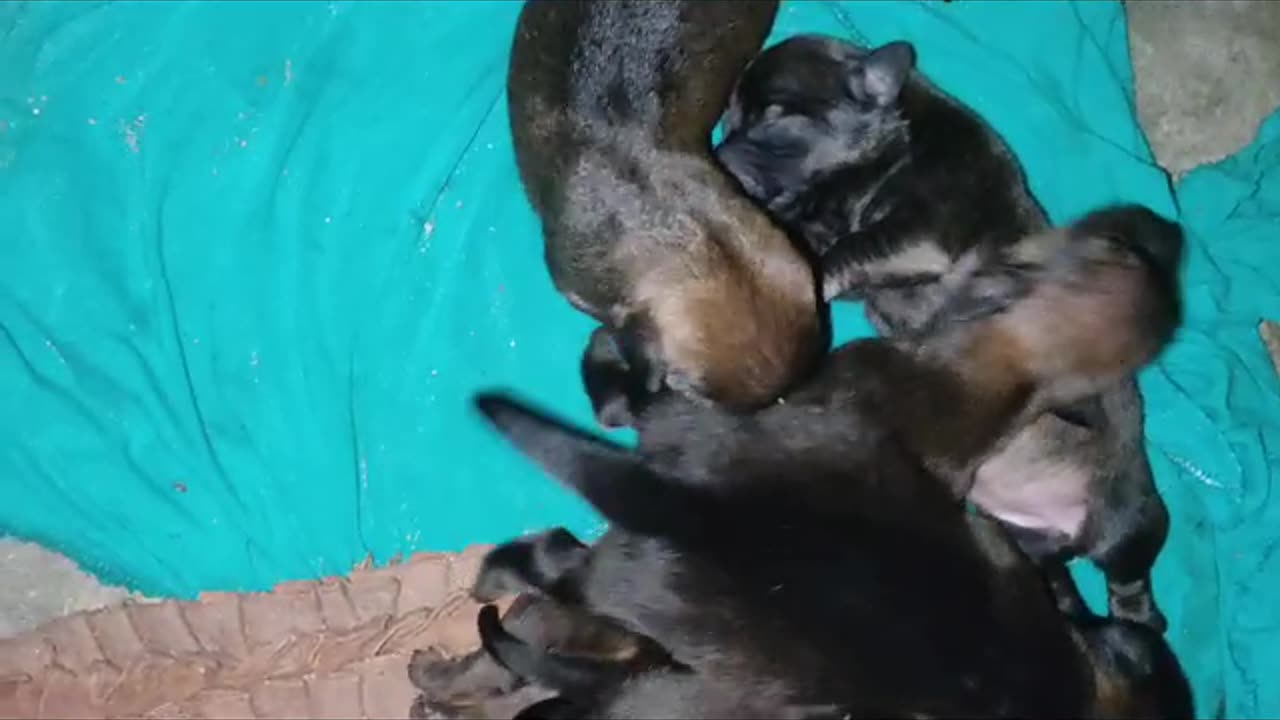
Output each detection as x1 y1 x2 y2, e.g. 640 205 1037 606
1071 204 1185 279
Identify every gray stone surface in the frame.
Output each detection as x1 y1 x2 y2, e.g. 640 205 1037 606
3 1 1279 641
1128 0 1280 178
0 540 141 639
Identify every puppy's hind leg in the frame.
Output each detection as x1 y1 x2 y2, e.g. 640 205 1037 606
474 529 591 603
1090 488 1170 633
478 604 634 697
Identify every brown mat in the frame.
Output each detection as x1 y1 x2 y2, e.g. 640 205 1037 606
0 547 498 720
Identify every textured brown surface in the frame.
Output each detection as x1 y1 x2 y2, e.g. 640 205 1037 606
0 547 497 720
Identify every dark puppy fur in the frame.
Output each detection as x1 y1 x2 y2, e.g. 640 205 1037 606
508 1 825 419
408 591 673 720
468 217 1191 719
715 34 1042 317
713 34 1182 632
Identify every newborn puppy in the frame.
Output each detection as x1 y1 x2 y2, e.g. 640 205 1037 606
468 212 1190 719
408 592 671 720
508 0 824 422
714 33 1181 632
715 34 1041 318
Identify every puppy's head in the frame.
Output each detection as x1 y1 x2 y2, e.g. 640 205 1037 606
1075 620 1194 719
932 204 1183 408
716 34 915 209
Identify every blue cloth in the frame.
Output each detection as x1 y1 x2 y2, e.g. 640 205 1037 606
1 1 1276 715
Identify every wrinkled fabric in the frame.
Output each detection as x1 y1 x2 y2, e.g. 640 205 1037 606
0 2 1276 716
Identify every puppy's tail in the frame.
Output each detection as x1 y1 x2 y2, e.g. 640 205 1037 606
478 604 628 699
473 393 707 540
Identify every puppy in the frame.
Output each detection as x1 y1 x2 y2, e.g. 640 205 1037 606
713 34 1181 632
408 591 672 719
715 34 1041 319
468 210 1190 718
508 0 825 422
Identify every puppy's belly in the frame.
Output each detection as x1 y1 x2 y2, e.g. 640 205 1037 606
970 432 1091 539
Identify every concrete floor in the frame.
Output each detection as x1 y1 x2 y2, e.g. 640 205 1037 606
1127 0 1280 177
3 1 1280 640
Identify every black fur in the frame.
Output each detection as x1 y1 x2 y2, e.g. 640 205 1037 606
713 33 1183 632
469 391 1190 718
466 220 1190 717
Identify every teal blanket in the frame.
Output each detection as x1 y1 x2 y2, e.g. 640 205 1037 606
1 1 1277 716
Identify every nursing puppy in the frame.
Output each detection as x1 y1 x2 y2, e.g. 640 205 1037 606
713 34 1181 632
508 0 824 422
467 208 1191 718
408 592 675 719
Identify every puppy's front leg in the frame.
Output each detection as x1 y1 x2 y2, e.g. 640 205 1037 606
474 528 591 603
581 326 641 429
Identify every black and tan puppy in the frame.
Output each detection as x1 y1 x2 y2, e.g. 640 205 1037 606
466 206 1191 719
508 1 825 423
408 592 676 720
713 34 1180 632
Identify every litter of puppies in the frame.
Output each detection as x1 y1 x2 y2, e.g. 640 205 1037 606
409 2 1194 718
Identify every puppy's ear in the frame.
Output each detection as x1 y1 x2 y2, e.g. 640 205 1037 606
474 393 697 536
855 41 915 107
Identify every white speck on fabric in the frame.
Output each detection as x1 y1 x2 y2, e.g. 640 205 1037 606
44 340 66 364
120 114 147 153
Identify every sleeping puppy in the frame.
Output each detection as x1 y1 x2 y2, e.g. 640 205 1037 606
475 536 1190 720
408 592 676 719
479 606 845 720
466 210 1191 719
508 0 825 424
713 34 1181 632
